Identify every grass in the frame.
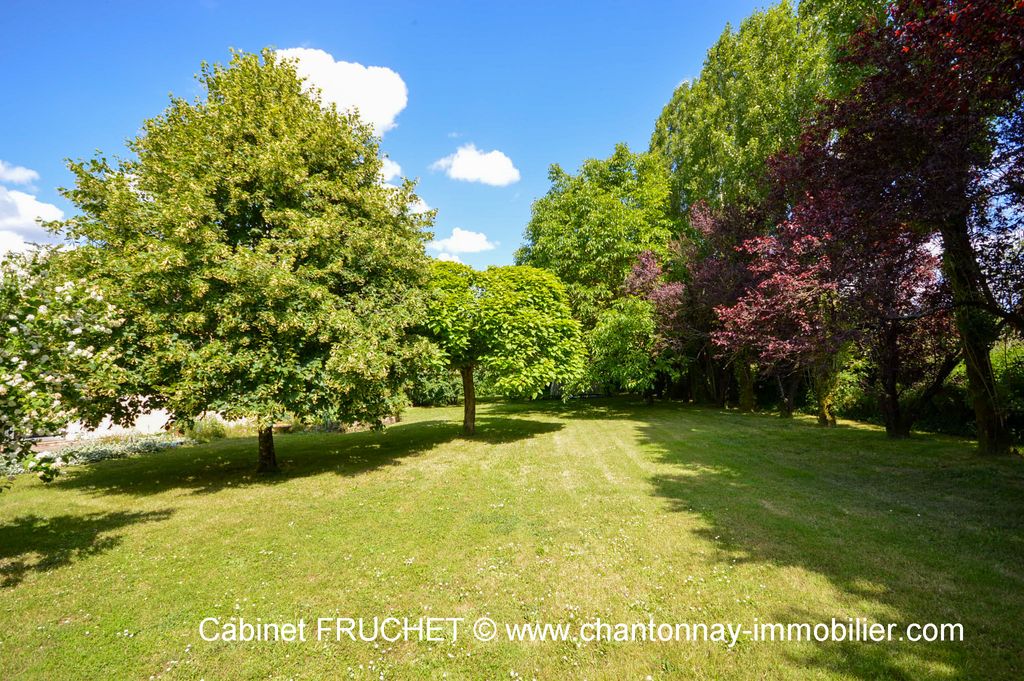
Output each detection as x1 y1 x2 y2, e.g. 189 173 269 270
1 399 1022 679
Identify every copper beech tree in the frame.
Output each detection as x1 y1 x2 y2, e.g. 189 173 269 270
788 0 1022 451
715 0 1022 449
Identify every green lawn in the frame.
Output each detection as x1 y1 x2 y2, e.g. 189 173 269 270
1 400 1022 679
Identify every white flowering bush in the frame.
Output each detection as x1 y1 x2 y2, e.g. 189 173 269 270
1 248 122 488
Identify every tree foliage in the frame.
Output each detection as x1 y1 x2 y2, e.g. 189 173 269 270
1 249 122 486
589 298 663 397
650 0 890 211
515 144 675 328
757 0 1024 452
54 49 432 470
650 1 830 213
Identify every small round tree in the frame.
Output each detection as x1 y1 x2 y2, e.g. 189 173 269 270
424 262 585 435
54 50 432 472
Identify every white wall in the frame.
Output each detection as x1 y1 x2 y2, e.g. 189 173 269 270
64 409 173 440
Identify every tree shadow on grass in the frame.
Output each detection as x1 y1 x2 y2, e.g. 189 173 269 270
483 396 652 422
632 405 1024 679
0 509 173 588
485 397 1024 677
54 415 561 498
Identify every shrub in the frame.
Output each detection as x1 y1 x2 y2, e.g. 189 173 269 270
3 433 191 477
182 415 227 442
407 364 461 407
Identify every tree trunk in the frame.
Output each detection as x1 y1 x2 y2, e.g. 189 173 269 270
707 352 728 408
879 365 911 438
257 426 278 473
940 216 1010 454
810 361 839 428
881 390 909 438
877 323 906 438
735 357 756 413
816 402 837 428
959 328 1009 455
461 365 476 436
882 347 960 440
777 372 800 418
689 361 709 404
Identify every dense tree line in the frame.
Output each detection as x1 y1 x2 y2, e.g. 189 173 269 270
3 1 1022 487
520 0 1023 453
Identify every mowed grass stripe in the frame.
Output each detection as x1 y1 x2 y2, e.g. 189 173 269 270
1 399 1022 679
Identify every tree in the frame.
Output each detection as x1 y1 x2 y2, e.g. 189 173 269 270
716 127 965 435
671 203 764 407
713 224 850 421
649 1 832 215
1 249 122 487
54 50 432 471
424 262 585 435
515 144 675 328
618 248 692 399
862 293 961 439
782 0 1024 452
588 298 663 400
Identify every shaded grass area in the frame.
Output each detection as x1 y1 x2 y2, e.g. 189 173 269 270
1 400 1022 679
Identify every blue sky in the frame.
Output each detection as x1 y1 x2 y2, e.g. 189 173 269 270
1 0 768 266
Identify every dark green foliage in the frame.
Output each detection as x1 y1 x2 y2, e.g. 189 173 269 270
833 341 1024 443
406 363 461 407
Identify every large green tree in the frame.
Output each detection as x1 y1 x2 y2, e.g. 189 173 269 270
649 0 884 215
54 49 432 472
515 143 675 329
424 261 585 435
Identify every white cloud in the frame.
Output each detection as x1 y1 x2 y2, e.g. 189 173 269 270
410 196 431 214
0 186 63 239
430 144 520 186
0 161 40 186
428 227 496 254
380 158 402 182
0 163 63 254
435 252 462 263
0 230 30 255
278 47 408 134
